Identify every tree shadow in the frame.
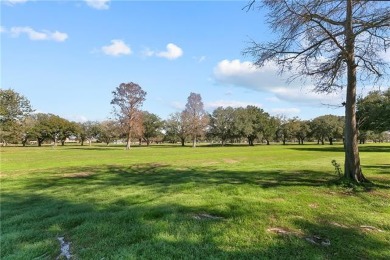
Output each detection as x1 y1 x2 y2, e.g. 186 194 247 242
18 164 338 194
362 164 390 174
289 145 390 153
2 191 389 259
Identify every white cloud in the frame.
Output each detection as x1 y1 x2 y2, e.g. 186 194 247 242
156 43 183 60
0 26 6 33
9 26 68 42
213 59 344 106
213 59 285 92
272 86 343 106
84 0 110 10
51 31 68 42
101 40 132 56
206 100 262 110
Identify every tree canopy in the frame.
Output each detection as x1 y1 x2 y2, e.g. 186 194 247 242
111 82 147 149
357 88 390 133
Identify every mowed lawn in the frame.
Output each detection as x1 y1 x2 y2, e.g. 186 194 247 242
1 143 389 259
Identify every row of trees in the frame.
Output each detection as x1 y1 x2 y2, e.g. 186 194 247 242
2 86 388 148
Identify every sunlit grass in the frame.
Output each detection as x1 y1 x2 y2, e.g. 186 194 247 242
1 143 389 259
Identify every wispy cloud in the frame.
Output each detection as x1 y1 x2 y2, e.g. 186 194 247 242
4 0 29 5
101 39 132 56
84 0 110 10
9 26 68 42
193 55 206 63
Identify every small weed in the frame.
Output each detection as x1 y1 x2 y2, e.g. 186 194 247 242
331 159 342 177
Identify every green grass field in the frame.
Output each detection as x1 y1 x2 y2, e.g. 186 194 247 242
1 143 389 259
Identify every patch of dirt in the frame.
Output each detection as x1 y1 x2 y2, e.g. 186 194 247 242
223 159 239 164
202 161 219 166
192 213 224 220
268 227 331 247
62 172 94 178
360 225 384 232
267 227 302 236
330 222 349 228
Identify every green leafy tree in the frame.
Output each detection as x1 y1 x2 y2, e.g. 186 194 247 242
0 89 34 145
98 120 121 145
209 106 237 146
164 112 189 146
76 121 101 146
235 106 268 146
262 116 280 145
357 88 390 133
244 0 390 182
277 117 294 145
311 115 344 145
289 118 311 145
29 113 65 146
58 120 78 146
141 111 163 146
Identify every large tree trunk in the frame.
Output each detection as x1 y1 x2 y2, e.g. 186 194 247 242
180 137 185 146
343 0 366 183
192 136 196 148
126 132 131 150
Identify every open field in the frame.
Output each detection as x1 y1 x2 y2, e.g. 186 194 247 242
1 143 390 259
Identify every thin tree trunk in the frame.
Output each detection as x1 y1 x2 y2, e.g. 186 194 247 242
344 0 366 183
192 136 196 148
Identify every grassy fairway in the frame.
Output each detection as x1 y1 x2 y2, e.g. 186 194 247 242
1 144 389 259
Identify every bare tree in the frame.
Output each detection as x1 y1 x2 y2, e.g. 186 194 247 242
244 0 389 183
111 82 146 150
183 92 209 147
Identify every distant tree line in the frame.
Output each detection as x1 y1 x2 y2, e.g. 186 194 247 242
1 86 389 147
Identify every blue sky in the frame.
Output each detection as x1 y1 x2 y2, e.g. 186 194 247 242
2 0 381 122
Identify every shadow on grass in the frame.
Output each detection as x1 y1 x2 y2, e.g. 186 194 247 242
19 164 336 192
11 163 389 197
289 145 390 153
2 190 389 259
362 164 390 174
